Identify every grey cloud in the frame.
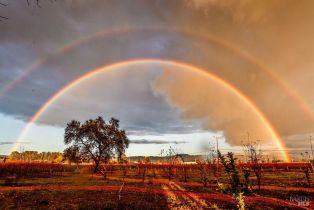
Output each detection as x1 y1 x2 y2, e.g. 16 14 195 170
0 0 313 149
284 133 314 150
130 139 187 145
0 142 15 145
0 141 29 145
33 66 204 135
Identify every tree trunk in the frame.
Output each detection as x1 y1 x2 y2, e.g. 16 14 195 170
142 167 146 183
256 173 261 191
94 160 100 173
153 167 156 178
168 166 172 181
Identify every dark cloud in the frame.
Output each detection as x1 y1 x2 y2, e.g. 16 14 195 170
284 134 314 151
34 66 203 135
0 142 15 145
130 139 187 145
0 0 313 149
0 141 29 145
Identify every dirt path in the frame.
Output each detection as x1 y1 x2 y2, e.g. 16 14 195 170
106 176 314 193
168 182 211 209
161 184 189 209
161 181 211 209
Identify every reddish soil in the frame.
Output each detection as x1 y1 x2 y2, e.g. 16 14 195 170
0 184 310 209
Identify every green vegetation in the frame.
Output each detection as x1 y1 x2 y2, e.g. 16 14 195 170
64 117 129 172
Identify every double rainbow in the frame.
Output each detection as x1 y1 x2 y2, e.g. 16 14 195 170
12 59 291 162
3 27 312 162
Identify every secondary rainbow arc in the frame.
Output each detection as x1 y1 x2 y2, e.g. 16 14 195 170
1 26 313 124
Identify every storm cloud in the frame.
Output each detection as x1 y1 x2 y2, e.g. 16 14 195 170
130 139 187 145
0 0 313 149
35 65 204 135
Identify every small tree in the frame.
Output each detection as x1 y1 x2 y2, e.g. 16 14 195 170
218 151 246 210
242 168 252 194
196 159 210 187
218 151 241 194
140 156 151 183
162 146 178 181
64 117 129 173
9 151 21 160
63 146 81 164
300 152 312 186
197 141 217 185
243 142 263 191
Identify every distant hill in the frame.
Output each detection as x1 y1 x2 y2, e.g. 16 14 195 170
128 154 206 162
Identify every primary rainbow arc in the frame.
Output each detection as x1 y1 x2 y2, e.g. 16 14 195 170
12 59 291 162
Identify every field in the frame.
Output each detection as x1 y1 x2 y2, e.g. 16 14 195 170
0 162 313 210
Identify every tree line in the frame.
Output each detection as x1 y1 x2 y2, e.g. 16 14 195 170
10 151 63 162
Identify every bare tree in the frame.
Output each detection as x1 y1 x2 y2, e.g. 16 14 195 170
243 141 263 191
195 141 216 187
300 152 312 186
160 146 178 181
196 159 210 187
140 156 151 183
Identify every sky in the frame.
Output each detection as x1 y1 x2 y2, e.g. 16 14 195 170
0 0 314 159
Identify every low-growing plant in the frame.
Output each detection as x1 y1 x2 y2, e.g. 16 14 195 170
303 167 311 186
242 167 252 194
218 151 246 210
0 194 8 210
217 181 228 194
236 192 246 210
218 151 241 194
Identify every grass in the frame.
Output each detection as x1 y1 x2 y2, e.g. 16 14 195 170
13 174 124 187
0 163 313 209
1 190 169 210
